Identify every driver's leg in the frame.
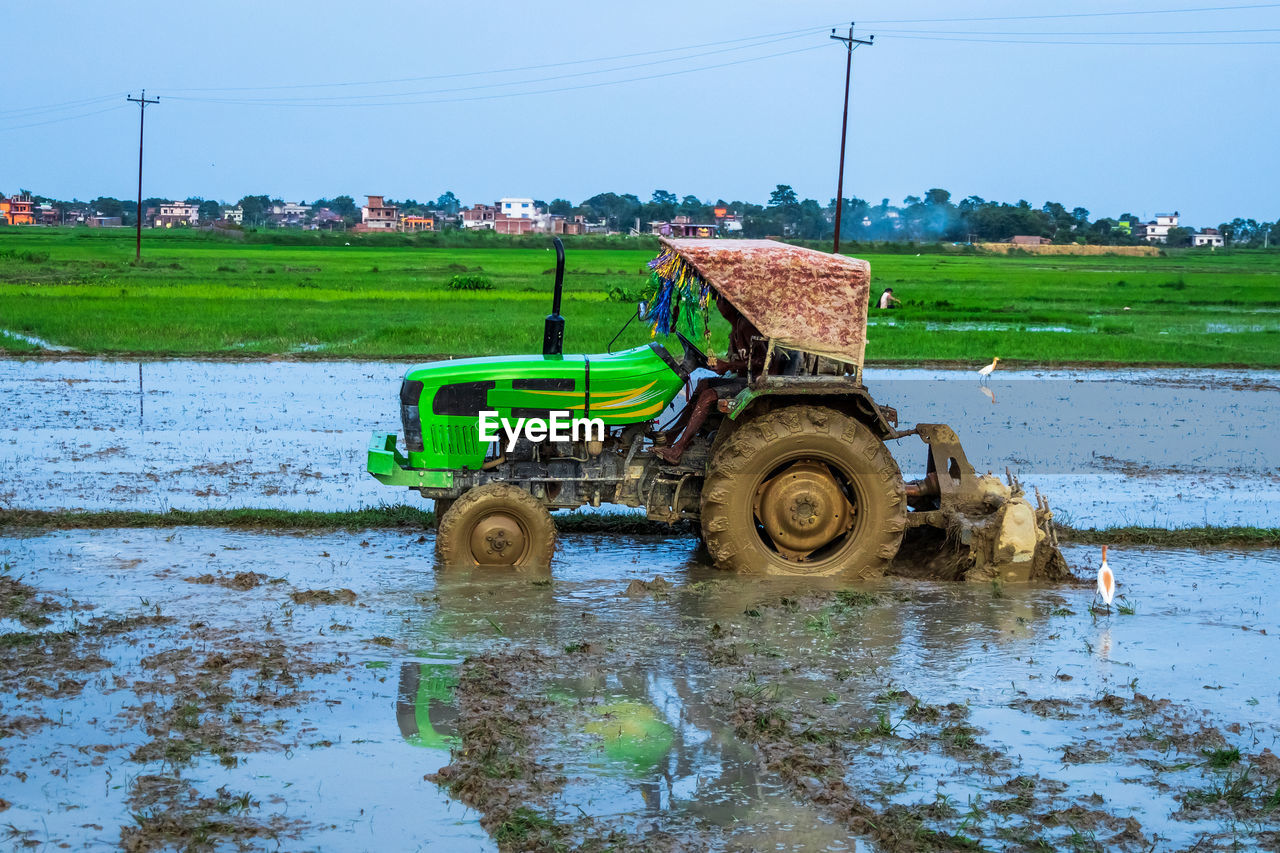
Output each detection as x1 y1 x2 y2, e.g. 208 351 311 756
654 385 718 464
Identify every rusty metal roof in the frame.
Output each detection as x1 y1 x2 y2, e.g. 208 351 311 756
658 238 871 367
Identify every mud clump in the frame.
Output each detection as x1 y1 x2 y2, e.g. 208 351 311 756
121 775 308 852
428 650 568 850
0 572 64 628
289 588 357 605
1010 697 1079 719
1061 740 1111 764
132 636 343 769
624 575 673 596
1093 691 1171 718
185 571 270 591
729 694 984 852
1 612 172 703
1175 749 1280 824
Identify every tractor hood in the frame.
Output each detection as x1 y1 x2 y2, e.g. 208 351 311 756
397 344 687 470
657 238 871 368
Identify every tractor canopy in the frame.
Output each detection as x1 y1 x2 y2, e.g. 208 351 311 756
651 238 872 368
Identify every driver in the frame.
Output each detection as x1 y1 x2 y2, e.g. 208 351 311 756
653 297 757 464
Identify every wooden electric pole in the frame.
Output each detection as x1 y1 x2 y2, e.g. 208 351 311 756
126 91 159 263
830 25 873 255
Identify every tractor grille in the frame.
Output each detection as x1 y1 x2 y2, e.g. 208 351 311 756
427 424 481 459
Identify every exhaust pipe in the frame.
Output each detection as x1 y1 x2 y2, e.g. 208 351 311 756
543 237 565 356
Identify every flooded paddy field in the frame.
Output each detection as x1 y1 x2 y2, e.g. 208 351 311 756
2 358 1277 529
0 528 1277 850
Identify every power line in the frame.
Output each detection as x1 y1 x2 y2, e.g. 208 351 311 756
162 43 829 109
0 93 126 118
164 31 822 105
0 103 126 132
875 25 1280 35
860 2 1280 24
880 33 1280 45
159 22 840 94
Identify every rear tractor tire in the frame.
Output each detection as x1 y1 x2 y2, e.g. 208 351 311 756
700 405 906 580
435 484 556 570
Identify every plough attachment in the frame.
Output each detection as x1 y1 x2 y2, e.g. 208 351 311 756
895 424 1069 582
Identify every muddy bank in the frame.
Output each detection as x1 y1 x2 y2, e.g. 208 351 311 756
4 507 1279 550
2 358 1278 528
1 528 1277 850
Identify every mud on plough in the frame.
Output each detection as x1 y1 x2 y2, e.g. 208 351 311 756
894 423 1068 582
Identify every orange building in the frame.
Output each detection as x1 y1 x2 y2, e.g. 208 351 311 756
400 215 434 232
0 192 36 226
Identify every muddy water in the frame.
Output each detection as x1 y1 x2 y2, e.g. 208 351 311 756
1 359 1277 527
1 528 1276 850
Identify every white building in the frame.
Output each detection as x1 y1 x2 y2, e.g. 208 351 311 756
499 197 536 219
1192 228 1224 248
271 202 311 218
154 201 199 228
1135 211 1179 243
222 206 244 225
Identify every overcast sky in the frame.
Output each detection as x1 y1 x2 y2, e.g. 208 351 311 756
3 1 1277 226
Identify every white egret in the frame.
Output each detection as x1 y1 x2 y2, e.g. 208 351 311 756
977 357 1000 381
1097 545 1115 606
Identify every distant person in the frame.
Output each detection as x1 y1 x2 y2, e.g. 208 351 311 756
877 288 901 310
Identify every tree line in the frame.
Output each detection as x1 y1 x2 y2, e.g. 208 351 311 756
18 186 1280 248
557 186 1278 247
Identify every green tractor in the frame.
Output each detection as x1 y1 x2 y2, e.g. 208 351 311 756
369 238 1065 581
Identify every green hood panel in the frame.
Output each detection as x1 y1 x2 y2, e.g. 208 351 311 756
404 344 685 470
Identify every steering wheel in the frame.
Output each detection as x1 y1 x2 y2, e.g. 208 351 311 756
675 330 709 372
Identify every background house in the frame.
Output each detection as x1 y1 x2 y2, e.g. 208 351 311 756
311 208 344 230
650 215 717 238
269 202 311 227
499 197 535 219
359 195 399 230
400 215 434 232
0 192 36 225
1192 227 1225 247
461 203 497 229
714 207 743 232
1135 212 1179 242
154 201 199 228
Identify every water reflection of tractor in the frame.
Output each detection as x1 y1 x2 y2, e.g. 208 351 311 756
396 660 461 751
395 658 773 827
369 238 1065 581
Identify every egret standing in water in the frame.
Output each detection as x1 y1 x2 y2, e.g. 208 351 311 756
977 357 1001 383
1096 545 1116 606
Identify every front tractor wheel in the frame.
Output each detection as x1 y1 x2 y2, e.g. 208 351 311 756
700 406 906 579
435 484 556 570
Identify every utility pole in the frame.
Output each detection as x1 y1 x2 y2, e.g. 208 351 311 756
126 90 159 263
830 24 873 255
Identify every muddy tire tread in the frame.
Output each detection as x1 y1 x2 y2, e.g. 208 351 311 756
701 405 906 579
435 483 556 569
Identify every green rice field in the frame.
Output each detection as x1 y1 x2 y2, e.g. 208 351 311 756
1 227 1277 365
